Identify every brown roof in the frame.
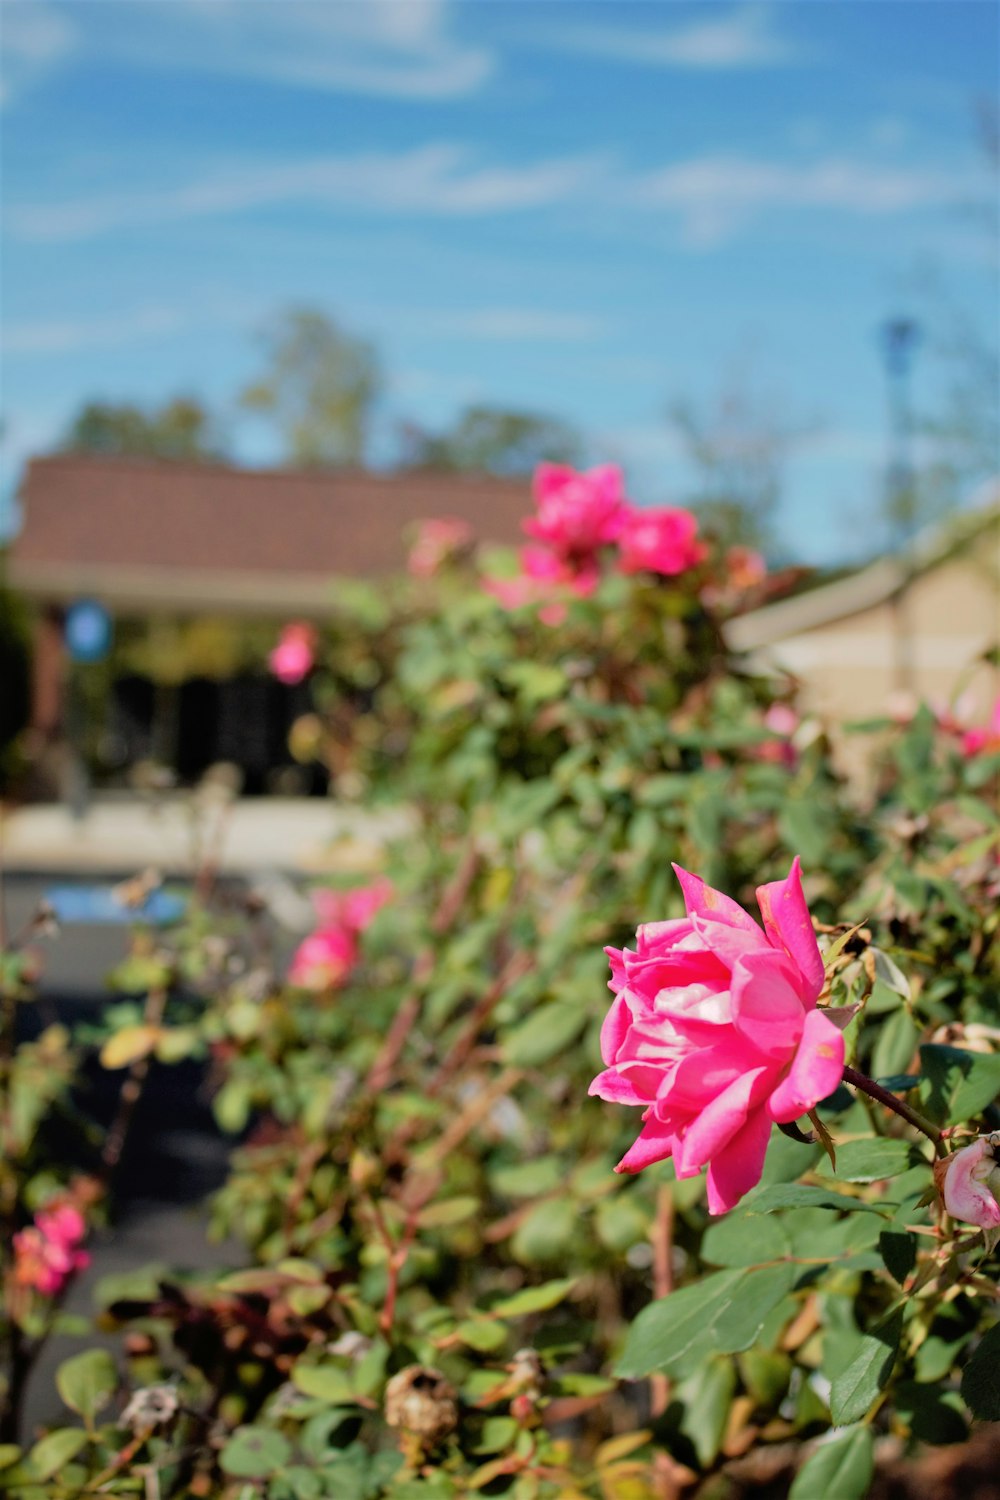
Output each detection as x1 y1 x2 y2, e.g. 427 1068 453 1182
9 454 531 616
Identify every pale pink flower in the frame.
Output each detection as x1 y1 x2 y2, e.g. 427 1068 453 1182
756 703 799 767
617 507 706 577
524 464 629 558
408 517 474 578
269 623 317 685
940 1136 1000 1229
590 858 844 1214
13 1204 89 1296
725 546 766 592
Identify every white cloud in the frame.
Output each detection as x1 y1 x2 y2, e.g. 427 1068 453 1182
10 145 607 241
4 305 185 355
548 3 803 71
635 154 966 245
1 0 76 106
410 308 605 342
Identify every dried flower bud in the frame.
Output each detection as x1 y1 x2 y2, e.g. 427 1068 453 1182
121 1384 179 1433
384 1366 458 1449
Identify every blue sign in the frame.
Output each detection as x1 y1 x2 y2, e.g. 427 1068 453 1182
65 599 112 663
45 885 187 926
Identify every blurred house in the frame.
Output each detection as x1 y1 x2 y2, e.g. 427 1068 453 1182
726 481 1000 741
8 454 530 794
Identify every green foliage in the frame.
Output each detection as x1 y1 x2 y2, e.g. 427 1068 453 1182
60 396 224 461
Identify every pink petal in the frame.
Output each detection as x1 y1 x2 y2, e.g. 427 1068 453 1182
730 950 807 1058
942 1139 1000 1229
615 1114 678 1174
705 1104 773 1214
767 1008 845 1123
599 990 632 1061
674 1065 771 1176
671 865 764 937
755 857 824 999
589 1067 650 1105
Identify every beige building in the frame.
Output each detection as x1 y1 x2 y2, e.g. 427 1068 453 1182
725 485 1000 733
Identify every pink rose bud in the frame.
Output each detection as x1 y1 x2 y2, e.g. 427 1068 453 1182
269 623 316 685
590 858 844 1215
939 1135 1000 1230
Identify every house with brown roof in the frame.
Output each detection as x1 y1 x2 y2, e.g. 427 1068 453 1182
724 482 1000 757
8 454 530 792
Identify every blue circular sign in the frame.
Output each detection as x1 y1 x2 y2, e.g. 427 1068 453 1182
65 599 112 663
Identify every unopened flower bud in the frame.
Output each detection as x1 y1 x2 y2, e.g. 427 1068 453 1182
936 1133 1000 1230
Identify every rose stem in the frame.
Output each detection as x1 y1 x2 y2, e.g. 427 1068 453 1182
842 1065 943 1151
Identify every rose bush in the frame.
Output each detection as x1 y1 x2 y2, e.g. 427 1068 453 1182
590 858 845 1210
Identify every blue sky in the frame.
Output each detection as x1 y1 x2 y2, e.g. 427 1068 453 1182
2 0 997 561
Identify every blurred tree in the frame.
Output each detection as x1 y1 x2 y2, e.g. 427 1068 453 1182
668 378 813 557
399 403 581 476
61 397 224 461
240 309 381 468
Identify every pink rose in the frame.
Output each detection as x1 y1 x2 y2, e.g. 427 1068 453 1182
483 544 598 623
939 1135 1000 1229
616 507 706 577
523 464 629 558
960 698 1000 758
287 927 358 991
13 1204 89 1296
590 858 844 1214
269 623 317 685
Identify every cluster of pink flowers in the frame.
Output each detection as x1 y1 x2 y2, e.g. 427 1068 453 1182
486 464 706 616
590 858 845 1214
13 1204 89 1296
407 517 475 579
287 878 393 991
269 622 317 686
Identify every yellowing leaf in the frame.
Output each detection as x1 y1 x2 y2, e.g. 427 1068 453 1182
99 1025 162 1070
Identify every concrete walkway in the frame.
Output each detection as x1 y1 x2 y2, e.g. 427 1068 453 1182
1 794 415 876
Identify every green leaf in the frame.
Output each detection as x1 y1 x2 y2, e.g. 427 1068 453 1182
510 1197 576 1264
0 1446 21 1471
789 1426 874 1500
676 1356 736 1467
870 1008 919 1081
615 1269 747 1379
711 1263 797 1352
747 1183 890 1215
455 1319 508 1353
879 1229 917 1285
491 1277 577 1318
870 948 910 999
491 1158 564 1199
503 1003 587 1067
27 1428 89 1481
417 1196 481 1229
829 1309 902 1425
55 1349 117 1423
824 1138 920 1184
895 1381 968 1445
292 1365 356 1405
960 1321 1000 1420
219 1425 291 1478
701 1212 791 1267
918 1045 1000 1126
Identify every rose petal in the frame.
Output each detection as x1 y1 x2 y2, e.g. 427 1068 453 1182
730 949 807 1057
672 865 765 936
674 1065 771 1176
614 1115 678 1174
767 1008 845 1123
705 1105 773 1215
755 857 825 998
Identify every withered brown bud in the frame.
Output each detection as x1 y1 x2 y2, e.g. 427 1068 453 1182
384 1366 458 1448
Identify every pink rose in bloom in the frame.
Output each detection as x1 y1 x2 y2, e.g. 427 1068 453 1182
523 464 629 559
590 858 845 1214
269 623 317 685
960 697 1000 758
939 1135 1000 1230
287 879 393 991
483 545 598 624
13 1204 89 1296
287 926 358 991
408 517 475 578
617 507 707 577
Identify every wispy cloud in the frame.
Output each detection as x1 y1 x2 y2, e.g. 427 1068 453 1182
547 3 804 71
4 305 186 355
10 145 608 242
408 308 606 342
634 154 966 245
1 0 76 107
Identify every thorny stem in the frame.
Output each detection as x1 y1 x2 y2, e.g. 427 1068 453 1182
842 1065 944 1153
